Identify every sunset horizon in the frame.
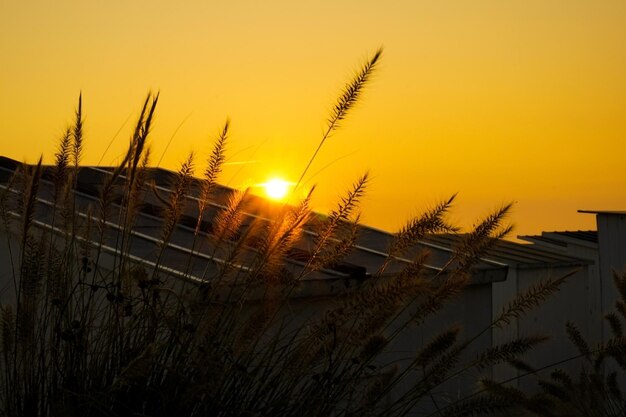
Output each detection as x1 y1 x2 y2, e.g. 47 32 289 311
2 1 625 238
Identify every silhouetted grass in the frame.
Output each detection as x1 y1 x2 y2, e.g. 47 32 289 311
0 50 569 417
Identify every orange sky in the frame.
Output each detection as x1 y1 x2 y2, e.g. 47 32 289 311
2 1 625 238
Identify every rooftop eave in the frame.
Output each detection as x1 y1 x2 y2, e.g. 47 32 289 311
579 210 626 216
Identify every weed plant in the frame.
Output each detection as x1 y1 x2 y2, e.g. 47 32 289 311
462 270 626 417
0 49 564 417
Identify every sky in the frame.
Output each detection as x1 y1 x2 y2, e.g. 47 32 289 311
1 1 625 239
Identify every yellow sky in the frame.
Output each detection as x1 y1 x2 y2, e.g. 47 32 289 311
1 1 625 238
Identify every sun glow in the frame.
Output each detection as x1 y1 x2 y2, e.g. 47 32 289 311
262 178 293 201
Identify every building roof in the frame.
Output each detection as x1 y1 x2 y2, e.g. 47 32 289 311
421 233 591 269
550 230 598 243
6 156 595 287
519 230 598 246
579 210 626 216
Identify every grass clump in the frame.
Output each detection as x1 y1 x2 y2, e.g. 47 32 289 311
0 49 564 417
472 270 626 417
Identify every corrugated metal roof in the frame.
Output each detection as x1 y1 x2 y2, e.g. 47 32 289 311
518 235 568 247
551 230 598 243
420 233 589 268
0 156 542 282
519 230 598 244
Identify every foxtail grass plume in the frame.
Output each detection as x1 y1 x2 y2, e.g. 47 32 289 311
196 119 229 233
296 48 382 188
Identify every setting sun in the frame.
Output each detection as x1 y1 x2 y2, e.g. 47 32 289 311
262 178 293 201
